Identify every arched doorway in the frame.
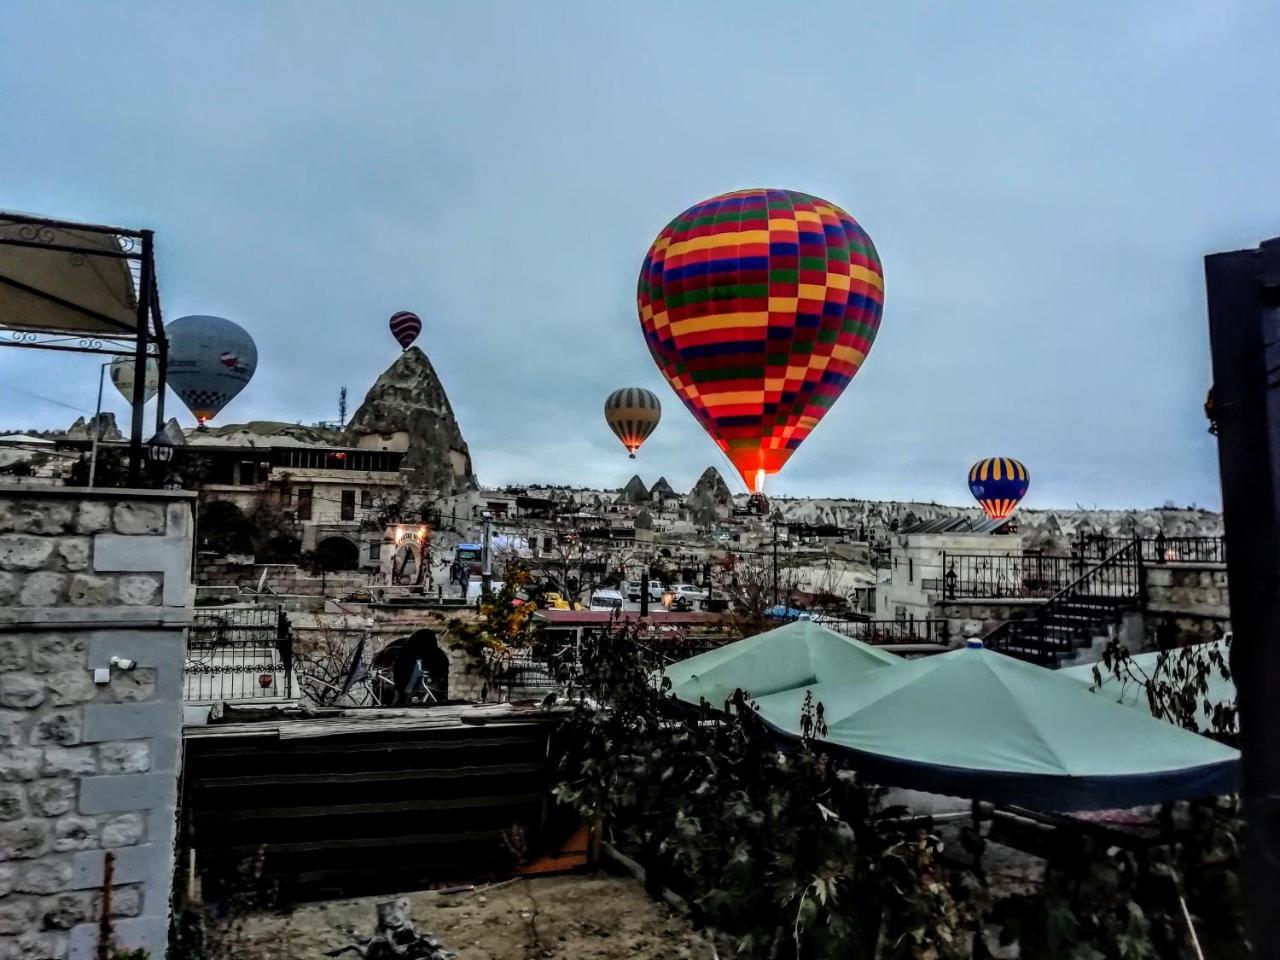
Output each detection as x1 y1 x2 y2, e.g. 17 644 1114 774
315 536 360 571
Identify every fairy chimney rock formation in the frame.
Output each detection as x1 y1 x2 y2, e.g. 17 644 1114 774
648 476 678 502
65 413 122 442
344 346 478 498
617 474 650 504
685 466 734 524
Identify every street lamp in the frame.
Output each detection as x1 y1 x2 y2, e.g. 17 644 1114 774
145 431 174 489
145 431 174 465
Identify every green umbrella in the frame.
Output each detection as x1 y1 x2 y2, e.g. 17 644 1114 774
663 619 899 709
1060 641 1233 718
676 639 1238 810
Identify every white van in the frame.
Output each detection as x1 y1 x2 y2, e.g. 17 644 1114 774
589 589 624 612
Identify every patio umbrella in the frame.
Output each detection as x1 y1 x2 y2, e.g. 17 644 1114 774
663 619 899 709
745 641 1238 810
1060 640 1234 718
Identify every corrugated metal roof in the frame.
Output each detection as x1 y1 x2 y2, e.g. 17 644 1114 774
898 516 1011 535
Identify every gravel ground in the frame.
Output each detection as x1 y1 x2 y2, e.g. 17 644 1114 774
232 873 716 960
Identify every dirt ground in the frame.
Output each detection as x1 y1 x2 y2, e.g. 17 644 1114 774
234 873 716 960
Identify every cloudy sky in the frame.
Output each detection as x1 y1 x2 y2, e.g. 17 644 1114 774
1 1 1276 509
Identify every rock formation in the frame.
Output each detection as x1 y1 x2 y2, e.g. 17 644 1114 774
685 466 734 524
344 347 478 498
617 474 650 504
65 413 121 441
197 420 340 446
649 476 678 502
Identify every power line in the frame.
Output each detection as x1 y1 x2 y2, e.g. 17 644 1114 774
0 383 91 416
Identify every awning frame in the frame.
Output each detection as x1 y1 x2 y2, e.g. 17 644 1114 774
0 211 169 484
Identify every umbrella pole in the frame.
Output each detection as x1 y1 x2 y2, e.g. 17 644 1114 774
1178 895 1205 960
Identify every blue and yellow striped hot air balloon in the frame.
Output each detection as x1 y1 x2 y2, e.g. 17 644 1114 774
968 458 1030 521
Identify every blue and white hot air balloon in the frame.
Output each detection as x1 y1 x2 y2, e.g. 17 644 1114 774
166 315 257 426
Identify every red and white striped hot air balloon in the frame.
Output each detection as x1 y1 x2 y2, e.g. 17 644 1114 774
388 310 422 350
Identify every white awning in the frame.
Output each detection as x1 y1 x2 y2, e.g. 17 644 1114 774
0 214 140 335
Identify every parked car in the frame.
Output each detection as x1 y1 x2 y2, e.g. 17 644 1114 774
668 583 708 601
622 580 665 602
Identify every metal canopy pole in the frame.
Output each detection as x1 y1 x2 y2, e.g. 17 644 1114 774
1204 236 1280 957
126 230 154 486
151 272 167 434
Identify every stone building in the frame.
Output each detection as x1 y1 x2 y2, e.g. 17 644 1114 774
0 486 193 959
875 516 1023 621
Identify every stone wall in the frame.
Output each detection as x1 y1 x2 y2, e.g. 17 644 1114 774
1143 562 1231 644
0 487 192 960
196 559 365 597
936 598 1045 642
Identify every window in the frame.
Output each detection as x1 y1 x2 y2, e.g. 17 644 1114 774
360 490 372 508
296 488 313 521
341 490 355 521
237 461 256 485
368 542 381 561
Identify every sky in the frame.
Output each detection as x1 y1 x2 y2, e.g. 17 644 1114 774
1 1 1277 510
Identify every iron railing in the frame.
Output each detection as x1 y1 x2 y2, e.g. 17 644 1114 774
939 553 1083 600
820 618 947 646
184 606 292 702
1136 535 1226 565
985 540 1143 665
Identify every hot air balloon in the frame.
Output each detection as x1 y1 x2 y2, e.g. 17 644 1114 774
968 458 1030 520
389 311 421 350
108 356 159 406
638 189 884 492
604 387 661 458
166 315 257 427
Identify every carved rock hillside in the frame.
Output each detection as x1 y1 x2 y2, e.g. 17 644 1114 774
344 347 478 498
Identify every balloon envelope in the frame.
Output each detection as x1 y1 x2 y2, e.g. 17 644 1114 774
638 188 884 491
389 311 421 350
166 315 257 425
604 387 661 458
108 357 158 406
968 457 1029 520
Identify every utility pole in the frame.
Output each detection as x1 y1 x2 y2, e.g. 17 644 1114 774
480 511 494 599
639 564 650 618
1204 235 1280 956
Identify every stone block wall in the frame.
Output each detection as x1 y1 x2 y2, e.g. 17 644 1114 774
0 487 192 960
936 599 1045 643
1143 562 1231 643
195 559 365 597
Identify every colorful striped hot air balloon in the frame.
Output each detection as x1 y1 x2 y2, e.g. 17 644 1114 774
968 458 1030 520
638 188 884 492
389 311 421 350
604 387 661 458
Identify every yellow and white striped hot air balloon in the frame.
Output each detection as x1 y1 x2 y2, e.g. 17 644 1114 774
968 457 1030 520
604 387 661 459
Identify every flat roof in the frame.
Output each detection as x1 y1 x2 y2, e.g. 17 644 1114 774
533 610 724 626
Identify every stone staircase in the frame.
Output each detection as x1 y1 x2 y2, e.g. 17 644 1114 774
985 540 1143 667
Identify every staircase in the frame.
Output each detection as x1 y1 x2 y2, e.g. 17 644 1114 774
984 540 1143 666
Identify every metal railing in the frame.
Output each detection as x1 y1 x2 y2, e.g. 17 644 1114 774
820 618 947 646
184 606 292 702
939 553 1083 600
985 540 1142 665
1136 535 1226 565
